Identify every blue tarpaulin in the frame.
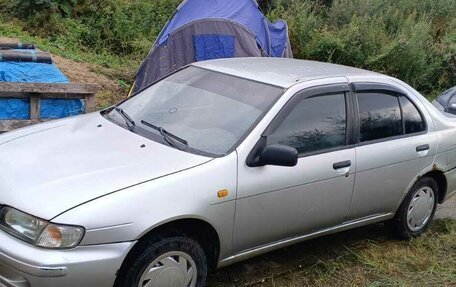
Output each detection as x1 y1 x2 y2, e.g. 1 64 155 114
0 62 68 83
0 52 84 120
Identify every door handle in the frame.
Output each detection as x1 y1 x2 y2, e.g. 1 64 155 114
416 144 430 152
333 160 352 170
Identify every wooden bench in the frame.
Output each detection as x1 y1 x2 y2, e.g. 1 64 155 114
0 82 98 132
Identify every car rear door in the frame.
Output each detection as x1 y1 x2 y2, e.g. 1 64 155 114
233 83 357 254
348 83 438 220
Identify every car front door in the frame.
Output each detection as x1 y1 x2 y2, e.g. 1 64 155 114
233 83 357 254
347 83 438 220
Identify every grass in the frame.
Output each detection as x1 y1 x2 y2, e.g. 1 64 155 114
207 219 456 287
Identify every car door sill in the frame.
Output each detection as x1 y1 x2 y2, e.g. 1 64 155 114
218 213 394 268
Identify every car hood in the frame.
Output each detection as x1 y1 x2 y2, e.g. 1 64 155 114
0 113 212 220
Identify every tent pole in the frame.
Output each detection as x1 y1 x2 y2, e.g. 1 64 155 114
127 80 137 98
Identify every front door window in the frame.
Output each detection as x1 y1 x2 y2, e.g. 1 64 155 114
267 93 347 155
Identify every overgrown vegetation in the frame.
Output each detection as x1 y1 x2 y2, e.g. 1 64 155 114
267 0 456 98
207 219 456 286
1 0 455 100
1 0 180 58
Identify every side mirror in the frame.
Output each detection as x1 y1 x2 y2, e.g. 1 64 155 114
259 144 298 167
448 102 456 115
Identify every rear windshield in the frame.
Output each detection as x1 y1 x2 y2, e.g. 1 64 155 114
436 87 456 107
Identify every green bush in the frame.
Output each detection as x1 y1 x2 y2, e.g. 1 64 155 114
7 0 77 18
269 0 456 96
1 0 180 58
69 0 180 56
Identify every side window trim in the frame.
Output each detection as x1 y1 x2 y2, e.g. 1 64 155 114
398 94 406 134
246 83 355 166
352 82 427 146
398 94 428 134
352 82 405 94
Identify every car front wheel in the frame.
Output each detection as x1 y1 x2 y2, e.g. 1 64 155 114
387 177 439 239
116 236 207 287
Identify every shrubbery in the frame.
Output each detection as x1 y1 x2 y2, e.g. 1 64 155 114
1 0 455 96
7 0 77 18
1 0 180 58
268 0 456 96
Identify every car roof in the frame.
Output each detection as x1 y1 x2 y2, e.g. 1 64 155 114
192 57 381 88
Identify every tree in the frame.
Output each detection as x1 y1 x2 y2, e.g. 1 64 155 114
257 0 274 11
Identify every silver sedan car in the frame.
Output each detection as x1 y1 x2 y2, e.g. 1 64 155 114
1 58 455 287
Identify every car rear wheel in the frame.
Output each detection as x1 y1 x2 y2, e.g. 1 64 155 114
387 177 438 239
116 236 207 287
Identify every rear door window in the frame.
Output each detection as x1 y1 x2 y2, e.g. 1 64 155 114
357 92 402 142
357 91 425 143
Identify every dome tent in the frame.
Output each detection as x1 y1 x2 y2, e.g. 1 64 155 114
134 0 293 92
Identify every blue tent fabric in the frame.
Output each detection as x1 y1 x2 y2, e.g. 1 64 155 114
0 55 84 120
268 20 289 59
193 34 235 61
157 0 287 57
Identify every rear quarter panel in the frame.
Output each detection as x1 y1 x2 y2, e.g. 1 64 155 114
391 77 456 202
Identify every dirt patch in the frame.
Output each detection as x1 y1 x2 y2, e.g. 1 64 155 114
52 55 118 91
436 196 456 219
0 37 19 43
52 55 128 108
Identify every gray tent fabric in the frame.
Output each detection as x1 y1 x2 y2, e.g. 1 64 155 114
282 31 293 58
134 0 293 92
137 20 263 90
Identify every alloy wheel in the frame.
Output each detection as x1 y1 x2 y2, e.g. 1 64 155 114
138 251 197 287
406 186 435 232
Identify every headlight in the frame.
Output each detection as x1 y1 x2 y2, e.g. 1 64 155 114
0 206 84 249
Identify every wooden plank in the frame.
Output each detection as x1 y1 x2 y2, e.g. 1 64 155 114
0 91 93 99
30 96 40 119
0 82 98 99
85 95 96 113
0 82 99 95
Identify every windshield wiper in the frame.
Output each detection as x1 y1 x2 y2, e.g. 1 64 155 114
140 120 188 150
113 106 135 128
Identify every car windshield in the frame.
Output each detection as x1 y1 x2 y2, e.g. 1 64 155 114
107 66 283 156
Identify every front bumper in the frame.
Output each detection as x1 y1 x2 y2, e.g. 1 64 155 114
0 229 135 287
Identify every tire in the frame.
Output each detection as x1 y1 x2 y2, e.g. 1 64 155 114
387 177 439 240
115 236 207 287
